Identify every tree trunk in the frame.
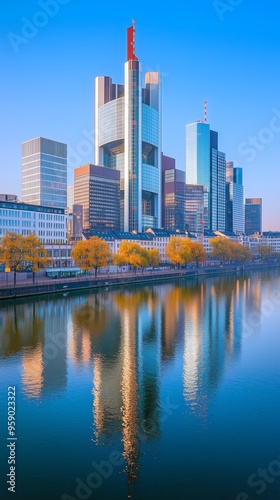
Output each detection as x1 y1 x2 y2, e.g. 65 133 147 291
14 270 16 287
33 271 35 284
95 267 97 278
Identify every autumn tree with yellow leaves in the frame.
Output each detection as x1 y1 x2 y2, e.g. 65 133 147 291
165 236 185 267
71 236 112 278
114 241 148 273
189 241 207 267
257 244 274 261
210 238 252 263
166 236 206 268
144 248 161 269
0 232 50 285
24 233 50 283
0 232 25 286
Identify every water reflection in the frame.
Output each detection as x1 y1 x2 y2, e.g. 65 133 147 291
0 271 272 494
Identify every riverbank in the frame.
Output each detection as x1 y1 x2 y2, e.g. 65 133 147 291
1 261 280 300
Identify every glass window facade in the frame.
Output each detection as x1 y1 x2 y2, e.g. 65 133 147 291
245 198 262 235
22 137 67 209
186 122 225 232
95 58 162 232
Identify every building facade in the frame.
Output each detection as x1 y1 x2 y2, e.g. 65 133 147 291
185 122 226 232
162 154 185 231
22 137 67 209
225 161 244 234
94 22 162 232
74 164 120 231
245 198 262 234
0 200 67 244
185 184 204 235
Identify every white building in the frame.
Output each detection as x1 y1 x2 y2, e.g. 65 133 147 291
0 200 67 244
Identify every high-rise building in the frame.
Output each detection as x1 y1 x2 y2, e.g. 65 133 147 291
22 137 67 209
185 122 226 231
185 184 204 235
225 161 244 233
74 164 120 231
94 22 162 232
162 154 185 231
245 198 262 235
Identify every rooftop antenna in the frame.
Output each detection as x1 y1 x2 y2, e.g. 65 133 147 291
127 19 138 61
204 99 207 123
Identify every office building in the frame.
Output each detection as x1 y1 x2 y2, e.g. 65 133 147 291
185 184 204 235
225 161 244 233
94 22 162 232
245 198 262 234
22 137 67 209
0 199 67 244
162 154 185 231
185 122 226 231
74 164 120 231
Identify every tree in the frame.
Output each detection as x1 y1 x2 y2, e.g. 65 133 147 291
166 236 184 267
210 238 252 263
144 248 161 269
113 252 127 271
0 232 25 286
180 238 193 265
189 241 207 267
258 244 274 261
115 241 147 273
24 233 50 283
231 243 252 262
71 237 111 277
210 238 233 262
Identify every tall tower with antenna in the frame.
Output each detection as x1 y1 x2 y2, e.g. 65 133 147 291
204 99 207 123
94 21 162 232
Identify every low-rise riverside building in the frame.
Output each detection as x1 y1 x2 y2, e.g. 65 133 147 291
0 200 67 244
82 228 189 262
247 232 280 255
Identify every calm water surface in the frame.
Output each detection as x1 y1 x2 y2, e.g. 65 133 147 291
0 270 280 500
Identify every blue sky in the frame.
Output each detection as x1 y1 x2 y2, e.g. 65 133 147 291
1 0 280 230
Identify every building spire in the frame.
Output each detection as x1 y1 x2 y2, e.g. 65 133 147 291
127 20 138 61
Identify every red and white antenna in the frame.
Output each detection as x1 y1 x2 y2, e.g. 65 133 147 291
204 99 207 123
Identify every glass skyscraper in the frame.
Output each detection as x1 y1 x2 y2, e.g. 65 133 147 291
226 161 244 233
94 22 162 232
22 137 67 209
185 122 225 231
245 198 262 235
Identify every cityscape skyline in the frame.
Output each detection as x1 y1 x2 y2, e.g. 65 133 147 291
1 1 280 229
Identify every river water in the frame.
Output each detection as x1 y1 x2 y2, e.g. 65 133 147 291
0 270 280 500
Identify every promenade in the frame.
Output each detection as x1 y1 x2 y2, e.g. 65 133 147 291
0 261 279 300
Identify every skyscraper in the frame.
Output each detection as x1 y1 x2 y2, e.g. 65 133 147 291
245 198 262 235
22 137 67 209
185 122 226 231
225 161 244 233
94 21 162 232
162 154 185 231
185 184 204 235
74 164 120 231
